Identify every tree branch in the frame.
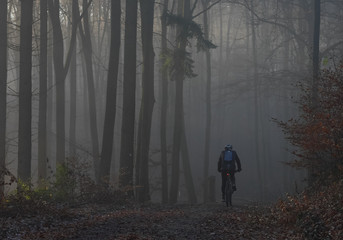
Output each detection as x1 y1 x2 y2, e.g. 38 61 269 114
225 0 308 47
191 0 199 15
192 0 221 19
320 41 343 60
64 0 93 78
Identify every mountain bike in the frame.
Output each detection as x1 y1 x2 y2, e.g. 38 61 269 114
224 170 237 207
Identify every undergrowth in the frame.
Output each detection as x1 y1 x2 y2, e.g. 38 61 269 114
0 157 131 217
273 180 343 239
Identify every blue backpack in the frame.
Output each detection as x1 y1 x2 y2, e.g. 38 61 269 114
223 150 234 170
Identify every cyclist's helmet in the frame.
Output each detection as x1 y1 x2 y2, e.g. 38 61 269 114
225 144 233 150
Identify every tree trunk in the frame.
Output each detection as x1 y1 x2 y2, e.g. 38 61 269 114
47 17 54 173
18 0 34 183
250 0 263 200
309 0 321 186
312 0 320 108
169 69 183 204
48 0 80 165
219 4 234 142
99 0 121 185
94 1 110 137
69 0 78 158
160 0 169 204
169 0 191 204
78 0 100 181
48 0 66 165
0 0 7 196
119 0 138 193
181 114 197 204
38 0 48 181
136 0 155 202
201 0 212 203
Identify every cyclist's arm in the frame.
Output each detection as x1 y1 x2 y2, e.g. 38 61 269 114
235 152 242 171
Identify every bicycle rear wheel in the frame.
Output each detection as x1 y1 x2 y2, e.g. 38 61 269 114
225 181 233 207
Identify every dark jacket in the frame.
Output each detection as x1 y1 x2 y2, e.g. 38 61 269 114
218 150 241 172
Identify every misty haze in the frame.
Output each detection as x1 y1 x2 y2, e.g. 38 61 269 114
0 0 342 239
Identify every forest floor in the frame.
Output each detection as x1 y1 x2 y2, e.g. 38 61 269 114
1 200 301 240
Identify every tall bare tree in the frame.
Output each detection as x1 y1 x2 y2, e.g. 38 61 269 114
99 0 121 184
0 0 8 195
312 0 320 108
38 0 48 181
201 0 212 202
18 0 34 182
77 0 100 180
169 0 191 204
119 0 138 192
136 0 155 202
250 0 263 199
48 0 67 165
307 0 321 185
69 0 78 157
160 0 169 204
47 0 82 165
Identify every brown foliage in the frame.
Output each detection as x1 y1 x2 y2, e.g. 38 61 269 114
278 63 343 183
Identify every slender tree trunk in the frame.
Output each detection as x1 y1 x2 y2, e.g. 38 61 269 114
48 0 67 165
250 0 263 200
169 0 191 204
215 0 223 140
47 18 53 172
281 0 292 192
219 1 222 80
136 0 155 202
69 0 78 157
201 0 212 203
94 1 110 133
312 0 320 108
160 0 169 204
38 0 48 181
295 2 308 74
0 0 8 196
78 0 100 181
169 69 183 204
12 2 21 94
220 5 234 142
119 0 138 192
80 55 90 144
309 0 321 186
18 0 34 183
99 0 121 185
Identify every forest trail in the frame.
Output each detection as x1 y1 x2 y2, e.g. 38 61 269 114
1 201 299 239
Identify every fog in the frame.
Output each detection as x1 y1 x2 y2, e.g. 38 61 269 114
2 0 342 204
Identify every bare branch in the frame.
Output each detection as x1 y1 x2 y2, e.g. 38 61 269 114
224 0 308 46
191 0 199 15
192 0 221 19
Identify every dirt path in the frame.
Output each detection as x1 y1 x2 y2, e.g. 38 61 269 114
2 202 298 239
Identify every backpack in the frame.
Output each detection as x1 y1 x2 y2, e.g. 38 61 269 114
223 150 234 170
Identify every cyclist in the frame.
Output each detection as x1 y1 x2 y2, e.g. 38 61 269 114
218 144 242 201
